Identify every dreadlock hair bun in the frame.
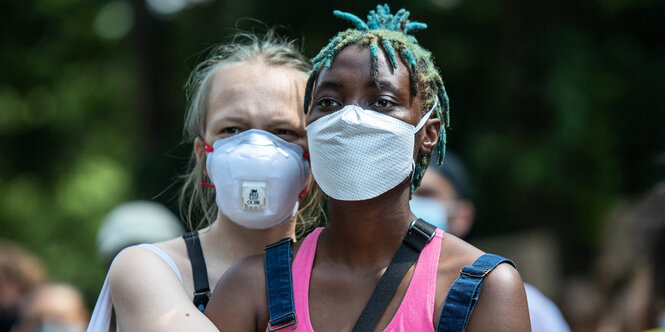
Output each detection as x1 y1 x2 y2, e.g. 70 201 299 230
304 4 451 195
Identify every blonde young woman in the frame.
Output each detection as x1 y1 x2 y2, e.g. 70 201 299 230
88 30 322 332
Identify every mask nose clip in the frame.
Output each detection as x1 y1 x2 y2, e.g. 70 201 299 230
272 142 290 158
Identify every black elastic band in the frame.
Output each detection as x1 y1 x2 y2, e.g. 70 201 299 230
351 219 436 332
183 231 210 312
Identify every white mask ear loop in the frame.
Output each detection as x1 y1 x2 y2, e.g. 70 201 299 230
410 98 439 174
414 97 438 133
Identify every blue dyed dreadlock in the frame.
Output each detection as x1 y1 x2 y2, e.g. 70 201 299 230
304 4 451 195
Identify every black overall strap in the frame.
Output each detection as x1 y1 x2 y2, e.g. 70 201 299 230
264 238 297 331
182 231 210 313
351 219 437 332
436 253 516 332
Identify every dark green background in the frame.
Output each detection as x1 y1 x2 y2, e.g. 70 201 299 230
1 0 663 306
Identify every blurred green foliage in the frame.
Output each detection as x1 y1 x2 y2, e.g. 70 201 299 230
1 0 663 306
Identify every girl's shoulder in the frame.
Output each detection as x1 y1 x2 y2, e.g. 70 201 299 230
108 243 219 331
435 233 531 331
108 243 186 294
205 253 269 331
205 239 303 331
438 232 485 275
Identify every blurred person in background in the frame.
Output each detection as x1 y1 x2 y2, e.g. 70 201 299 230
635 182 665 331
96 200 184 266
594 181 665 332
0 240 48 332
11 283 89 332
409 151 474 238
88 29 320 332
412 151 571 332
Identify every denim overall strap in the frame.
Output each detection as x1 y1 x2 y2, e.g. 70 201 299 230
264 238 297 331
182 231 210 313
436 253 516 332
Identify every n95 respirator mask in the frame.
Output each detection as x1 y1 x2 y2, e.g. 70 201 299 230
205 129 309 229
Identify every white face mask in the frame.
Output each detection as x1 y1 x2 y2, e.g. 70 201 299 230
206 129 309 229
306 100 435 201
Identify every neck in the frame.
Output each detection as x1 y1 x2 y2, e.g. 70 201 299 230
319 180 415 268
198 212 296 265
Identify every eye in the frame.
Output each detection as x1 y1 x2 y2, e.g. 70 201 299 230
221 127 241 135
275 129 295 136
371 98 395 109
316 98 341 109
274 128 303 142
216 127 242 139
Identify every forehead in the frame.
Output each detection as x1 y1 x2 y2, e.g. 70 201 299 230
315 44 412 96
206 61 307 125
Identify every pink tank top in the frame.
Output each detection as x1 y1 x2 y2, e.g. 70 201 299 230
270 227 444 331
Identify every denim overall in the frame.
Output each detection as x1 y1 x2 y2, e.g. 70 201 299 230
264 238 515 332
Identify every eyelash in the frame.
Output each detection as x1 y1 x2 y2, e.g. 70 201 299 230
316 98 341 109
275 129 295 136
221 127 241 134
315 97 397 110
371 98 395 109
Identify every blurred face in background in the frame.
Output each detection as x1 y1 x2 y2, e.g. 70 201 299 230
11 284 89 332
414 168 475 238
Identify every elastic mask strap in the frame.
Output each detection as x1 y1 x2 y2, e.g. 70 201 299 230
298 187 311 200
200 182 215 191
203 141 214 152
201 141 215 190
414 97 438 133
299 153 310 199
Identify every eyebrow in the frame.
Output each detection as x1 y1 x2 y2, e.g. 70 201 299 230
316 80 343 89
372 80 400 93
209 113 247 124
206 113 251 131
315 79 401 93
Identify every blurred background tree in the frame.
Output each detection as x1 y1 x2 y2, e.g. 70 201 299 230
1 0 663 309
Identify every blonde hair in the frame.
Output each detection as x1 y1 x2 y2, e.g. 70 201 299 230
179 29 326 234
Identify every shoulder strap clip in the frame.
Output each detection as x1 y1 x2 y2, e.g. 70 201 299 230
460 265 491 278
404 218 437 252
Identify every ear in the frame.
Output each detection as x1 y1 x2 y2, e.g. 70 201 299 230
418 118 441 155
194 137 209 177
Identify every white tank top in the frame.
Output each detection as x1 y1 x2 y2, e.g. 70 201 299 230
86 244 183 332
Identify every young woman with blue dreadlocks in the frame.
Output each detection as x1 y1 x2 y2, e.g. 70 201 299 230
205 5 530 331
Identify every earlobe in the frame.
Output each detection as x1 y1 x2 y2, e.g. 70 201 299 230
194 137 209 177
419 118 441 154
194 137 205 163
